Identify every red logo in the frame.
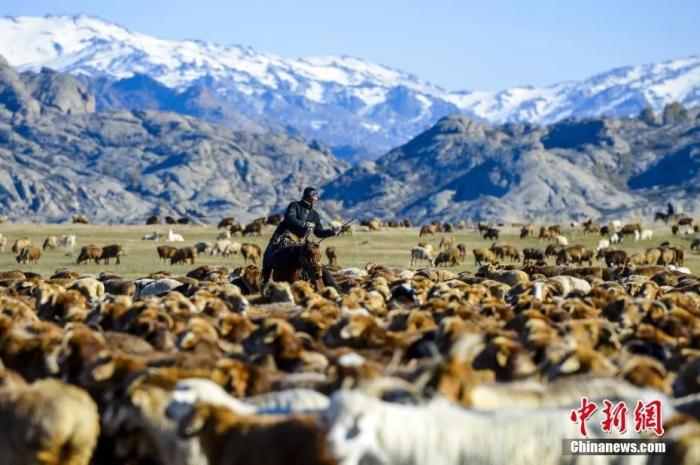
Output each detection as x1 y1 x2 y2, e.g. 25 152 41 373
570 397 598 437
634 400 664 436
570 398 663 437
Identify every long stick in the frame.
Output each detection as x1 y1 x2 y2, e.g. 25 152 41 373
318 218 355 244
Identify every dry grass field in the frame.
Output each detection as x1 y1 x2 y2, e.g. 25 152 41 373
0 222 697 277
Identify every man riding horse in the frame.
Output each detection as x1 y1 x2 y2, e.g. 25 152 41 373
262 187 341 289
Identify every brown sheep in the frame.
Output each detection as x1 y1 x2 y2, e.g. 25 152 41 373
242 221 263 236
16 246 42 264
218 217 236 229
72 214 89 224
473 248 497 266
175 403 334 465
266 214 283 226
419 225 436 237
435 248 461 267
100 244 124 265
165 216 177 224
146 215 160 225
171 247 197 265
325 246 338 266
11 238 31 254
241 243 262 264
76 245 103 265
0 378 100 465
157 245 178 262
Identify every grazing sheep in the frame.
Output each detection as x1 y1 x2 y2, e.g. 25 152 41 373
58 235 77 248
419 225 436 237
610 233 622 244
555 235 568 246
171 247 197 265
242 222 263 237
473 248 496 267
167 230 185 242
218 217 236 229
522 248 544 265
596 239 610 251
0 235 6 252
641 229 654 240
76 245 103 265
326 246 338 266
100 244 124 265
142 231 161 241
146 215 161 225
72 214 89 224
410 246 434 267
611 219 622 231
213 240 241 257
16 245 42 264
0 378 100 465
194 242 213 255
482 228 499 240
42 236 58 250
434 249 461 267
241 243 262 264
11 238 31 254
157 245 178 262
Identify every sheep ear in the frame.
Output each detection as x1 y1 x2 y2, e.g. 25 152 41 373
559 356 581 374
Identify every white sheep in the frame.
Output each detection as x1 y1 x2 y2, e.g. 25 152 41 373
167 229 185 242
596 239 610 251
554 235 568 246
323 390 648 465
669 264 691 275
137 278 184 298
143 231 161 241
533 275 591 300
216 230 231 240
0 234 6 253
641 229 654 240
166 378 328 421
634 229 640 241
58 234 77 248
610 233 622 244
611 220 622 231
410 246 434 267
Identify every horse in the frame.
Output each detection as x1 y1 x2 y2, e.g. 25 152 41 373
268 239 324 290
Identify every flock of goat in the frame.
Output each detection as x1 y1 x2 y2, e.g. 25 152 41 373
2 213 700 464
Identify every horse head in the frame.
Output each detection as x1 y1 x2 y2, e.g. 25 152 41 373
300 239 323 288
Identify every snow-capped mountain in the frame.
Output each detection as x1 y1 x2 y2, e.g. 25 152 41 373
1 14 699 161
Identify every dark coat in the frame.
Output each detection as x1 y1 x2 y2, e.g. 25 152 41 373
271 200 334 239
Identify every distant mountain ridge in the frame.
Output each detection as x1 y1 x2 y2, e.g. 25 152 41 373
1 15 698 161
0 54 346 223
322 107 700 223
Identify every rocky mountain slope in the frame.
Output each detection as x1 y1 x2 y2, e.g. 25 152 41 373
0 55 346 223
2 15 699 161
322 106 700 223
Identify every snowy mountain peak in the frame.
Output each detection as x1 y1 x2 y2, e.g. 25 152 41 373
1 14 698 161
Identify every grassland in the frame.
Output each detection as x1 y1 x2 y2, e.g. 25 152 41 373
0 223 697 278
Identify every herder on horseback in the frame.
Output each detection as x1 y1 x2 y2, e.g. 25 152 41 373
262 187 342 289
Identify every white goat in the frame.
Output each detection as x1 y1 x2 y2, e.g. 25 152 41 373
167 229 184 242
323 390 647 465
410 246 434 267
641 229 654 241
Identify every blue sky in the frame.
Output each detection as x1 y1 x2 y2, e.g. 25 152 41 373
2 0 698 91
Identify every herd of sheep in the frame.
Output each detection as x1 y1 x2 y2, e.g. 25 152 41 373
1 213 700 464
